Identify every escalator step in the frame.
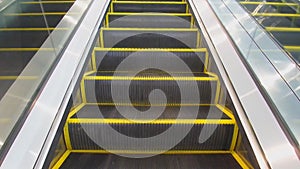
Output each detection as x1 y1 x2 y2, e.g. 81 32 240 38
83 72 217 104
112 2 187 13
107 13 192 28
60 153 242 169
20 1 73 13
0 28 68 48
67 105 235 151
269 30 300 46
93 48 207 72
2 14 64 28
101 28 198 48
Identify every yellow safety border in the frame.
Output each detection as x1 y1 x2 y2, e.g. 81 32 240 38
284 45 300 51
99 29 104 47
68 118 235 125
112 1 187 4
240 1 298 7
91 50 97 71
63 122 72 149
0 48 54 51
266 27 300 32
71 149 231 154
232 152 251 169
253 13 300 17
87 102 213 107
0 76 37 80
21 1 75 4
83 75 218 81
101 27 198 31
51 150 71 169
93 47 207 52
80 79 87 103
5 12 68 16
0 27 69 31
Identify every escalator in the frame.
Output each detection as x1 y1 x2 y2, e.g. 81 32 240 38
239 0 300 64
0 0 74 99
45 0 260 168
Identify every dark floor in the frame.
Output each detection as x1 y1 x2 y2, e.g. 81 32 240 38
60 153 242 169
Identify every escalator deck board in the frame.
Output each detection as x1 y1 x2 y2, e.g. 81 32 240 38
60 153 242 169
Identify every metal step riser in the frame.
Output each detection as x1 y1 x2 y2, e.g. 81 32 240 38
94 51 206 72
108 15 192 28
2 15 63 28
113 4 187 13
102 30 198 48
84 79 216 104
68 123 234 150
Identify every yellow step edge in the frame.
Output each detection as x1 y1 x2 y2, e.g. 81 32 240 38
68 118 235 125
266 27 300 32
93 47 207 52
240 1 298 7
232 152 251 169
0 76 38 80
71 149 232 154
112 1 187 4
5 12 68 16
284 46 300 51
85 103 213 106
253 13 300 17
51 150 71 169
107 12 192 16
83 75 218 81
101 27 198 31
0 28 69 31
92 70 207 74
0 48 54 51
21 1 75 4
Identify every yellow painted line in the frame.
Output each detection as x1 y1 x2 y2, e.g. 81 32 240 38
204 48 209 72
5 12 68 16
216 104 234 120
80 80 87 103
101 27 198 32
51 150 71 169
284 46 300 51
21 1 74 4
91 50 97 71
63 123 72 150
0 48 54 51
84 71 97 76
112 1 187 4
68 118 235 125
240 1 298 7
84 76 218 81
100 29 104 47
232 152 251 169
0 76 38 80
94 47 207 52
93 70 206 74
230 124 239 151
196 31 201 48
68 103 85 118
86 102 213 107
0 28 68 31
214 79 221 104
266 27 300 32
237 151 255 169
107 12 192 16
253 13 300 17
71 149 231 154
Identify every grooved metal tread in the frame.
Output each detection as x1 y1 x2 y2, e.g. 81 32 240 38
60 153 242 169
70 105 231 120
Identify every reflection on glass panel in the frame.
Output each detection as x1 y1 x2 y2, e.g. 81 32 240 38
209 0 300 148
0 0 91 156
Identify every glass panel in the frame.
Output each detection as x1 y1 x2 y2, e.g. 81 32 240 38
208 0 300 147
0 0 92 156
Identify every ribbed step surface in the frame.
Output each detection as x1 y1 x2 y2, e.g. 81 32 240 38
93 48 207 72
20 2 73 13
107 13 192 28
112 2 187 13
102 28 198 48
67 105 235 151
83 72 217 104
60 153 242 169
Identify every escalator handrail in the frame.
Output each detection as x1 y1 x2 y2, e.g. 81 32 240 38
190 0 300 168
